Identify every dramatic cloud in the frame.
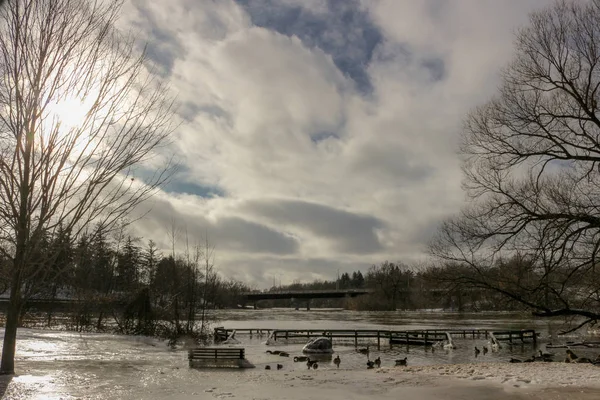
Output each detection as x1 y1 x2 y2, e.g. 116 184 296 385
120 0 550 287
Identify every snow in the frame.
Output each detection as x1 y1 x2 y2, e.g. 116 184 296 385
399 362 600 388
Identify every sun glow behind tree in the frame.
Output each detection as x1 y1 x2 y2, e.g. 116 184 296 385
0 0 177 374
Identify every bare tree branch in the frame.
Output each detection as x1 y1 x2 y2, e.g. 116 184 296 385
431 0 600 331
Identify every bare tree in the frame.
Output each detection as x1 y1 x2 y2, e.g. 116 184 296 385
431 0 600 330
197 234 216 339
0 0 175 374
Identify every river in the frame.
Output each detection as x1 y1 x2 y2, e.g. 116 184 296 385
216 308 586 368
0 309 596 399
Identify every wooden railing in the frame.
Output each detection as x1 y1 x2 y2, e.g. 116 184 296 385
214 327 537 349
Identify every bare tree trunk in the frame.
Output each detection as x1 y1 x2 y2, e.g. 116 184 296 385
1 265 23 374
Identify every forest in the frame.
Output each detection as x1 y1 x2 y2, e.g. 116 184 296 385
0 224 252 343
0 222 536 343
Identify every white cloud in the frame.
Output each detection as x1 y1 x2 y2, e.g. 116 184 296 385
120 0 553 287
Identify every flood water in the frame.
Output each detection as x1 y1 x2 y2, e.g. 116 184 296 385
216 309 591 369
1 309 596 399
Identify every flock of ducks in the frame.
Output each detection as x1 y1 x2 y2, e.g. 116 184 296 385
474 346 489 357
264 345 410 370
264 340 600 371
265 344 600 370
357 346 408 368
509 349 600 364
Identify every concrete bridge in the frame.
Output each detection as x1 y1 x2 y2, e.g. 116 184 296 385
242 289 371 310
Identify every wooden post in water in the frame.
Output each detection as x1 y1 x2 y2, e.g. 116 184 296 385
354 331 358 347
377 331 381 350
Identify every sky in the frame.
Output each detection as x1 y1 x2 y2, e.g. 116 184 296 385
119 0 551 289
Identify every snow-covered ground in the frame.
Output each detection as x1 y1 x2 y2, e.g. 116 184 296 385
2 328 600 399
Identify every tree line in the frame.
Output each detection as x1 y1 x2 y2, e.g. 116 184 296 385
0 223 252 343
254 261 522 312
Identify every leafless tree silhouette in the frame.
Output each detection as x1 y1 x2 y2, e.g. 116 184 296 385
431 0 600 330
0 0 175 374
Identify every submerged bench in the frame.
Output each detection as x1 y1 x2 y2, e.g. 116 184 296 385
188 347 253 368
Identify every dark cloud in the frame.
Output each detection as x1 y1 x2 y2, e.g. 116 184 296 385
163 181 225 198
241 199 385 253
421 57 446 82
310 131 340 144
178 102 232 123
133 197 298 255
234 0 382 93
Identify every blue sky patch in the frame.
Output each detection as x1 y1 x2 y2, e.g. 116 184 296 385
235 0 383 94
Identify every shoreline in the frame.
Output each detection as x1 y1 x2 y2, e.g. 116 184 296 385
3 360 600 399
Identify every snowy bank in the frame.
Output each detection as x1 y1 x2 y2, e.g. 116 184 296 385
398 361 600 388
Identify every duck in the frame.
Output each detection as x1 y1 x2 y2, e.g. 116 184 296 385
294 356 309 362
266 350 282 355
279 352 290 357
366 360 375 369
334 355 341 368
374 356 381 368
395 357 407 366
566 349 579 362
307 359 318 369
482 346 488 355
474 347 481 356
358 346 370 356
265 365 271 370
538 350 554 362
509 358 522 363
277 364 283 370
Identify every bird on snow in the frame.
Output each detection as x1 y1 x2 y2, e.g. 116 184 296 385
395 357 408 366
